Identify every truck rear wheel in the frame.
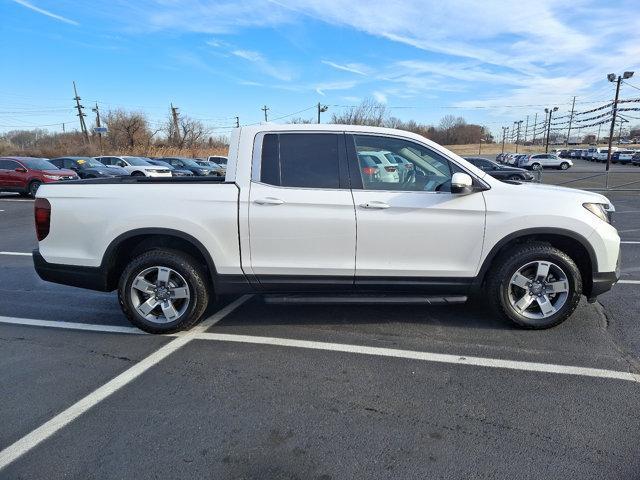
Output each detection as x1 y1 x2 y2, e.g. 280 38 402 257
486 242 582 329
118 249 209 333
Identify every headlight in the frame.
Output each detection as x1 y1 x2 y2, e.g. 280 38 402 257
583 202 614 223
43 174 60 180
199 169 210 175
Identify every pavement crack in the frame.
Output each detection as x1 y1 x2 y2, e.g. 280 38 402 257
594 301 640 374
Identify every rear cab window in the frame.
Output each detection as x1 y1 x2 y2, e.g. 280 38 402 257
259 133 346 189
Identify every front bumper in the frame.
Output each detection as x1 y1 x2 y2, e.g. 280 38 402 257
33 250 112 292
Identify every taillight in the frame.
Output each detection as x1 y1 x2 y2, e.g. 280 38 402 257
362 166 378 175
34 198 51 241
384 166 397 172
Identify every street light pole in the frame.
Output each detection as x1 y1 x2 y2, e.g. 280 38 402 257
606 71 634 172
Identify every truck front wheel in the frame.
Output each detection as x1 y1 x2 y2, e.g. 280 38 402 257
486 242 582 329
118 249 210 333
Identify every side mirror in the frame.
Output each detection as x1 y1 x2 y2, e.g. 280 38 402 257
15 167 27 173
451 172 474 194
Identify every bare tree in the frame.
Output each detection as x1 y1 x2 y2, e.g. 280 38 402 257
163 114 210 149
104 109 153 150
331 98 387 126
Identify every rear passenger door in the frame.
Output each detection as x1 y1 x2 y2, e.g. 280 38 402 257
248 132 356 287
0 159 21 188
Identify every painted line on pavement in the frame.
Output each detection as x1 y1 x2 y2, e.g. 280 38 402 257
0 252 31 256
619 279 640 285
0 294 253 471
0 316 146 335
621 241 640 244
193 332 640 384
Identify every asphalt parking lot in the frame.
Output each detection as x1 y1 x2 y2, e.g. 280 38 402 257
1 171 640 479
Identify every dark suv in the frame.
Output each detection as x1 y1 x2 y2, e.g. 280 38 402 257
0 157 78 197
49 157 129 179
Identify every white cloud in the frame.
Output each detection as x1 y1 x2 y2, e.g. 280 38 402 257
12 0 79 25
228 49 295 81
322 60 369 76
314 80 358 96
373 91 387 103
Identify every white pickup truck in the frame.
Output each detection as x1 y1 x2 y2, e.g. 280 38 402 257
33 124 620 333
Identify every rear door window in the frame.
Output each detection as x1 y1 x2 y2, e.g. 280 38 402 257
260 133 342 189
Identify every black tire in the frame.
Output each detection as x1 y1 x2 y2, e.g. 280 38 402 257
118 249 210 334
531 163 542 171
486 242 582 329
507 174 522 181
559 162 569 170
28 181 41 197
132 171 145 177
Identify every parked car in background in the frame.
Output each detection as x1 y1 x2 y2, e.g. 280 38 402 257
145 159 194 177
195 160 225 176
95 156 172 177
519 153 572 170
207 155 228 167
495 153 506 163
464 157 535 182
632 152 640 166
611 150 636 164
49 157 128 179
157 157 222 176
593 147 618 162
357 151 400 183
0 156 78 197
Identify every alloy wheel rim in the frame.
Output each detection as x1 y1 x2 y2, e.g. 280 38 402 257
130 266 191 324
507 260 569 320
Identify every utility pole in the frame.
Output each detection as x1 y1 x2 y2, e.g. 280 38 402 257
605 72 634 172
523 115 529 144
544 106 558 153
501 126 509 153
170 103 180 145
596 123 602 143
514 120 523 153
73 81 90 145
565 96 576 146
261 105 269 122
317 102 328 123
531 113 538 145
62 123 65 133
618 118 625 144
91 102 103 154
235 116 240 128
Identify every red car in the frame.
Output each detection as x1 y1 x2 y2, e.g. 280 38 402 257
0 156 78 197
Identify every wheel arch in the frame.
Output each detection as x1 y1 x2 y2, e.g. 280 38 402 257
475 228 597 296
101 228 218 291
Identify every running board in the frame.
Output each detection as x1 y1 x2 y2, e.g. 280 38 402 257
263 295 468 305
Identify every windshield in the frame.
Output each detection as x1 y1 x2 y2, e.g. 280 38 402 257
149 160 173 169
76 158 105 168
123 156 152 166
178 158 202 168
197 160 220 168
20 158 57 170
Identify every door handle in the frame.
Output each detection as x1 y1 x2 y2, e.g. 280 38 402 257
359 201 390 209
254 197 285 205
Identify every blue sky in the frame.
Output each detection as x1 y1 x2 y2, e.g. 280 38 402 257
2 0 640 138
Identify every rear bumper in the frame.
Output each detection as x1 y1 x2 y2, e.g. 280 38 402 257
33 249 112 291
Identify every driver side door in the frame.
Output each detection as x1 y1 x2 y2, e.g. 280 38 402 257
347 134 487 289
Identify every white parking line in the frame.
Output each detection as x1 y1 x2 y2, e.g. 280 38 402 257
0 294 253 471
0 252 32 256
0 316 146 335
619 280 640 285
193 332 640 384
621 241 640 244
